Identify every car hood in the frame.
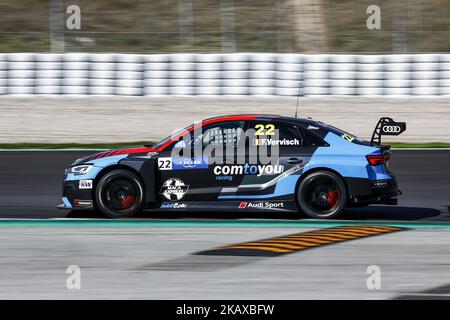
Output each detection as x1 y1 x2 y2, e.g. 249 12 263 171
71 145 157 166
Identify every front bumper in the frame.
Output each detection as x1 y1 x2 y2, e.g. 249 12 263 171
57 197 73 209
57 179 95 210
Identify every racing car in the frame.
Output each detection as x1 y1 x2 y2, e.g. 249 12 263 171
58 115 406 219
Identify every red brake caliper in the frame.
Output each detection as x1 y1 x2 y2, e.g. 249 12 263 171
326 189 339 207
121 195 136 208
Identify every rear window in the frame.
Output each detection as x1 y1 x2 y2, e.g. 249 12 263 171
319 122 372 146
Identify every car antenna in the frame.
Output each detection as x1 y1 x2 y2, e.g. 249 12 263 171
294 80 302 118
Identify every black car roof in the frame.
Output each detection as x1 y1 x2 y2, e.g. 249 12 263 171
204 114 320 126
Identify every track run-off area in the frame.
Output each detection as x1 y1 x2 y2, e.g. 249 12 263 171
0 149 449 299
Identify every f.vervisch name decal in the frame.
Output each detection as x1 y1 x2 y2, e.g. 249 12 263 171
213 164 285 177
254 138 300 146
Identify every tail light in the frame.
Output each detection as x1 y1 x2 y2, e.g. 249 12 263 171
366 153 390 166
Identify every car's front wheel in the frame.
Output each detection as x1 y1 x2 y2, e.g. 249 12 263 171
297 171 347 219
95 169 144 218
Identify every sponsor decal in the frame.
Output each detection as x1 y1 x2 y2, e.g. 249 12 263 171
172 156 208 170
307 125 319 130
254 138 300 146
371 180 389 188
158 157 208 170
160 202 187 209
239 201 285 209
160 178 189 201
73 199 93 207
78 180 93 189
381 125 402 133
216 175 233 182
341 133 355 142
213 164 284 177
158 157 172 170
379 120 406 136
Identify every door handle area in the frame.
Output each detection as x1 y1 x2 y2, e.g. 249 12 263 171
287 157 303 164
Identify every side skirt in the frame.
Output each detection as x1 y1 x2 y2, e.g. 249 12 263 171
143 200 299 213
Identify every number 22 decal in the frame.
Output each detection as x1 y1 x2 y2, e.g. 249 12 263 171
158 157 172 170
255 124 275 136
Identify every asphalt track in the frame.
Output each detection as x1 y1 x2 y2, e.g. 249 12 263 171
0 150 448 220
0 150 450 299
0 224 449 299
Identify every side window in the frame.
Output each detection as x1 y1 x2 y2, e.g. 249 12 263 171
196 121 244 148
302 129 328 147
277 124 304 147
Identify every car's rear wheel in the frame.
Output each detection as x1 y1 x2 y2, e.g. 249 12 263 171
297 171 347 219
95 169 144 218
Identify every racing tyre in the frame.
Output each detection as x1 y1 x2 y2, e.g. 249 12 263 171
297 171 347 219
95 169 144 218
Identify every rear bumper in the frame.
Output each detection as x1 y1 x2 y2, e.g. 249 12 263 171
346 177 400 205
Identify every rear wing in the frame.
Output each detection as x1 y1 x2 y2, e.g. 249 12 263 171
371 117 406 145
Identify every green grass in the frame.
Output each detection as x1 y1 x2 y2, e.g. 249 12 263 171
0 141 450 150
387 142 450 149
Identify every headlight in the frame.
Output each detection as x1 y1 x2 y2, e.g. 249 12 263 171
66 165 93 175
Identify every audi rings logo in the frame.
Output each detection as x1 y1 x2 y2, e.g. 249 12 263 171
382 125 402 133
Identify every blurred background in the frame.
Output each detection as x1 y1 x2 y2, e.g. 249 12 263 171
0 0 449 144
1 0 449 53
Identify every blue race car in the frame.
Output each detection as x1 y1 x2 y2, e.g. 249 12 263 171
58 115 405 219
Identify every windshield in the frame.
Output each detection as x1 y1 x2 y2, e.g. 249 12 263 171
149 124 193 149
